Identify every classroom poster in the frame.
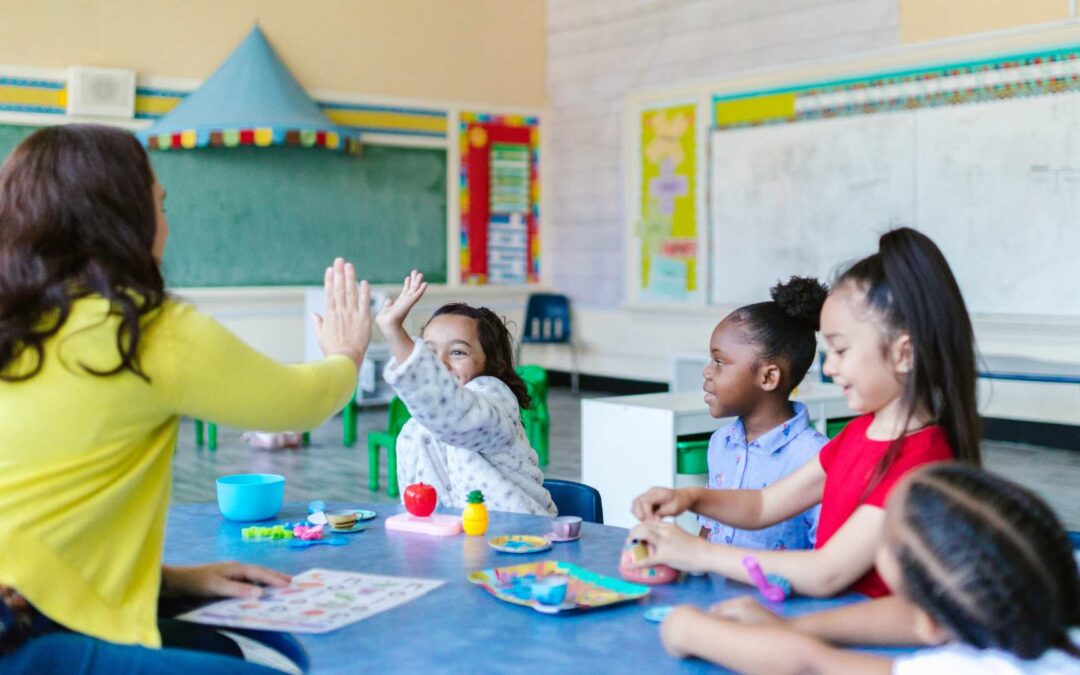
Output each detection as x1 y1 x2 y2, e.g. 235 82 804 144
639 103 697 300
460 113 540 285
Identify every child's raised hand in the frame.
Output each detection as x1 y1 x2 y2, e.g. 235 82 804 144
708 596 786 627
631 486 695 521
628 520 708 572
312 257 372 367
375 270 428 333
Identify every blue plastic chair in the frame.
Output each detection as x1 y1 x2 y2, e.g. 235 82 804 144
517 293 579 393
544 478 603 524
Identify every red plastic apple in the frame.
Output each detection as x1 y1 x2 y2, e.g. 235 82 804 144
403 482 437 517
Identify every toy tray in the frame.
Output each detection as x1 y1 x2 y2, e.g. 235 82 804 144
468 560 650 615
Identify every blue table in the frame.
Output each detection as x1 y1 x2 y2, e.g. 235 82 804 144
164 503 908 673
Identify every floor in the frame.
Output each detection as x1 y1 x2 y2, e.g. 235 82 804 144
172 387 1080 530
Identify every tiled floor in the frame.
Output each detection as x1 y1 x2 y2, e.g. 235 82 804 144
172 388 1080 529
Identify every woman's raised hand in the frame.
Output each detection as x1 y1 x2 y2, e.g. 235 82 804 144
312 257 372 367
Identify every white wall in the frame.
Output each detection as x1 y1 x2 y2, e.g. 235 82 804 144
546 0 901 307
178 1 1079 428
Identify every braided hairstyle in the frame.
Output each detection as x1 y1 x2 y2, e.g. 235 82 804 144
892 463 1080 659
837 228 981 495
425 303 531 410
730 275 828 395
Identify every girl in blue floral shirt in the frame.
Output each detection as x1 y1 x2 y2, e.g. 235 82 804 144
695 276 829 551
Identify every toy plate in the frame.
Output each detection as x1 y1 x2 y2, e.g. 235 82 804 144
488 535 552 554
309 509 377 526
548 532 580 543
469 560 650 615
643 605 675 623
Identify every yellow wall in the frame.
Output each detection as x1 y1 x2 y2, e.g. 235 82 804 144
900 0 1071 43
0 0 546 107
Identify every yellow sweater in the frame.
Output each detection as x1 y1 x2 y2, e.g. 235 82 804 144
0 297 356 647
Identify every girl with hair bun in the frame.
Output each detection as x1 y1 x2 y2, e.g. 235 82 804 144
690 275 830 552
630 228 981 601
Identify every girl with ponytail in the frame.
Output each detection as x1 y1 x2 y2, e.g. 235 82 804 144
630 228 980 600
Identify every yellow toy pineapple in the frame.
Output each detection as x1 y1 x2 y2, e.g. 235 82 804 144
462 490 488 536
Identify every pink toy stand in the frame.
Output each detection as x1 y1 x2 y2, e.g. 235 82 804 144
385 512 463 537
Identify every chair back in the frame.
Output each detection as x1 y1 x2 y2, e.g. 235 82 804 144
388 397 412 435
543 478 604 524
521 293 572 344
515 364 549 409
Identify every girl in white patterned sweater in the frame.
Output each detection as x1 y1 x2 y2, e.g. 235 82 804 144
376 271 555 516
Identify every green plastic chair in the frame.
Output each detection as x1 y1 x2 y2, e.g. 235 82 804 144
366 397 412 497
516 364 550 466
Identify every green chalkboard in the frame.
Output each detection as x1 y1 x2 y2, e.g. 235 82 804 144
0 124 447 287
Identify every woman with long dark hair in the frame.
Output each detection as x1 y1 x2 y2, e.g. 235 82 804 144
0 125 371 671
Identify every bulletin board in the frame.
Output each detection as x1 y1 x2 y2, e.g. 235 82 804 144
459 112 540 285
629 100 704 303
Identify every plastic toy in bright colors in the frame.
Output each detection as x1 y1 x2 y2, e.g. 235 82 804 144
385 483 464 536
307 508 376 526
469 560 650 614
488 534 552 554
462 490 488 536
643 605 675 623
743 555 791 602
618 539 679 585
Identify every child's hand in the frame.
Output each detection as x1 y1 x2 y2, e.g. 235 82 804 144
375 270 428 334
628 520 709 572
659 605 708 658
160 562 291 600
708 596 787 628
632 486 695 521
312 257 372 367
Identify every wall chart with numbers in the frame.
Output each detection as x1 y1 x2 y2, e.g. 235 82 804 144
179 568 444 633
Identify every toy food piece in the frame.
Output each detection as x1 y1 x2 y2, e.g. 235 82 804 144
618 539 679 585
403 482 437 517
462 490 488 536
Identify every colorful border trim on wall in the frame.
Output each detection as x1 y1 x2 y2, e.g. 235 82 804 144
145 127 359 153
459 112 540 285
0 76 65 115
713 44 1080 130
0 78 449 141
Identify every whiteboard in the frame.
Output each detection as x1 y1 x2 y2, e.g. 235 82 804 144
709 92 1080 316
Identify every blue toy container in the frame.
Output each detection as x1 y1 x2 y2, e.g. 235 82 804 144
216 473 285 521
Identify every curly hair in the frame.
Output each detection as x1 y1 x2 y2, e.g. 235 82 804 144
425 303 531 410
729 275 828 395
0 125 164 382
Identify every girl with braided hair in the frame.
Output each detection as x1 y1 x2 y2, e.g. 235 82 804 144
630 228 980 599
660 463 1079 673
376 271 555 516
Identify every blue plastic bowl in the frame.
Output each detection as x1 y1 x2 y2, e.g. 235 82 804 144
216 474 285 522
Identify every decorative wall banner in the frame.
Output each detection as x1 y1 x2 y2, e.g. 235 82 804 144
0 76 449 141
713 44 1080 130
637 102 697 300
459 112 539 285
